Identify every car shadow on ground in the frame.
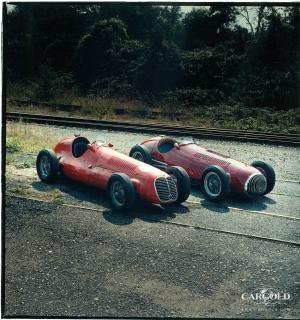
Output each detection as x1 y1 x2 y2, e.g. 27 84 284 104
102 201 190 226
190 187 277 213
102 210 134 226
31 177 190 226
31 176 277 226
31 177 111 209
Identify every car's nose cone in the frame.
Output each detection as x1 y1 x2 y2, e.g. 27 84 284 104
245 173 267 195
154 176 178 203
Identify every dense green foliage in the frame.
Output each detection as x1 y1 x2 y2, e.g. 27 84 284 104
6 4 300 109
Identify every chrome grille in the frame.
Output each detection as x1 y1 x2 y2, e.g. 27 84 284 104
154 176 178 203
245 174 267 195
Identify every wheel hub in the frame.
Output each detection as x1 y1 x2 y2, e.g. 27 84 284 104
132 151 144 162
111 181 126 206
39 156 51 178
204 172 222 197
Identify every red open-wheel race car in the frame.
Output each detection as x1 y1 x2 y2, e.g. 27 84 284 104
129 136 276 201
36 135 191 211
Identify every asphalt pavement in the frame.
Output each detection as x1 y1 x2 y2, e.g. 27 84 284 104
4 124 300 318
4 196 300 318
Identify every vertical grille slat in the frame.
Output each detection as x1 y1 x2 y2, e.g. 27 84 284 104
154 177 178 203
246 174 267 195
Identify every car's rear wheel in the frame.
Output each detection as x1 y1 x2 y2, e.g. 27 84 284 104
129 145 152 164
201 165 229 201
166 166 191 204
107 173 136 211
251 161 275 195
36 149 59 183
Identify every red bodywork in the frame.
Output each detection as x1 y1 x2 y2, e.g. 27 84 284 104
54 136 177 204
140 136 262 195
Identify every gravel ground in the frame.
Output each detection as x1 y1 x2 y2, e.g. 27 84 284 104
6 122 300 180
4 198 300 318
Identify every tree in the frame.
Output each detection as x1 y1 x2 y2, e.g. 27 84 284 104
183 6 237 49
237 6 267 36
6 3 299 109
133 7 183 96
77 4 162 41
7 3 86 79
236 7 300 108
74 18 129 90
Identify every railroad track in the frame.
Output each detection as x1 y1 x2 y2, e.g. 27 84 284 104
6 111 300 146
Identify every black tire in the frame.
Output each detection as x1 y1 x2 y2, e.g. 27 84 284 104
251 160 275 195
200 165 230 201
166 166 191 204
107 173 136 211
36 149 59 183
129 145 152 164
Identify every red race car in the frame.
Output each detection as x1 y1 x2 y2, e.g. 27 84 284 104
129 136 276 201
36 135 191 211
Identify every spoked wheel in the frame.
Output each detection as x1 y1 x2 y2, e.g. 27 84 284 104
110 181 126 207
40 156 51 179
201 165 229 201
107 173 136 211
129 145 152 164
204 172 222 196
132 151 144 162
36 149 59 183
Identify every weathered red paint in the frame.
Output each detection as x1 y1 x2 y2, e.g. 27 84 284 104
54 136 176 204
140 136 262 194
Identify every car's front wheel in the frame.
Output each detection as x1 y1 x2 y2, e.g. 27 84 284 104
107 173 136 211
129 145 152 164
251 160 275 195
200 165 230 201
36 149 59 183
166 166 191 204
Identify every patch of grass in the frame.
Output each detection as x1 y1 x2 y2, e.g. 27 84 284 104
80 98 113 118
6 154 17 166
51 197 64 205
15 162 32 169
9 186 30 196
7 81 144 120
6 139 22 153
6 121 61 154
7 81 300 133
50 190 65 204
189 105 300 134
6 152 36 168
7 82 36 100
49 90 143 110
